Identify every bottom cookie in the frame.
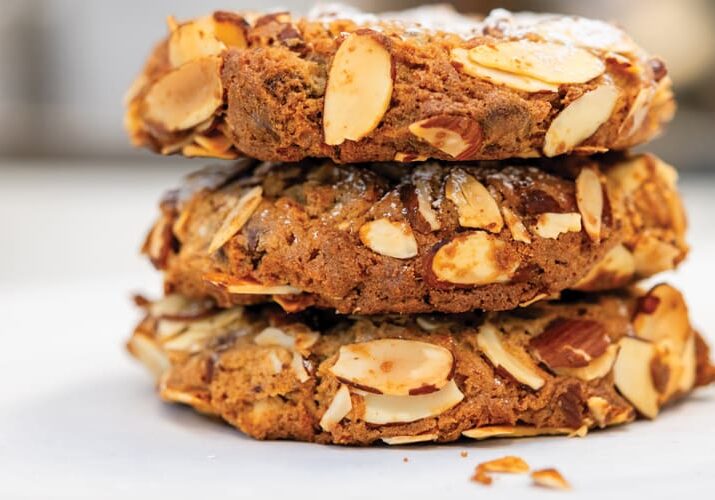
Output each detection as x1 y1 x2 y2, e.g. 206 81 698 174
128 284 714 446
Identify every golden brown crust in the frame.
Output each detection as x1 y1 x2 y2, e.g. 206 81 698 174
127 285 714 445
125 7 674 163
143 153 687 315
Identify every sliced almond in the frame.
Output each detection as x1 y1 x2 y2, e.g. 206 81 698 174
290 352 310 383
501 206 531 243
144 56 224 132
533 212 582 239
633 284 690 347
319 384 352 432
360 379 464 425
408 116 482 160
414 179 440 231
394 152 429 162
575 168 604 242
381 434 438 445
266 350 284 374
445 170 503 232
678 334 697 393
530 318 610 369
358 218 418 259
148 294 214 320
573 244 635 291
193 133 235 155
323 31 393 145
254 326 319 356
478 456 530 474
208 186 263 254
543 85 619 157
463 425 584 440
159 383 214 415
451 48 559 93
431 232 519 285
532 468 571 490
212 12 248 49
168 20 226 68
127 335 170 380
477 322 545 390
468 41 605 84
613 337 660 419
329 339 454 396
182 144 238 161
556 344 619 381
619 84 656 138
206 276 302 296
632 236 681 277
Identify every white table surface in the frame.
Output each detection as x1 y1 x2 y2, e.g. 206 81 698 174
1 159 714 499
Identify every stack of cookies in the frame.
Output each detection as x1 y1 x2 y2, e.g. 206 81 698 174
125 6 715 445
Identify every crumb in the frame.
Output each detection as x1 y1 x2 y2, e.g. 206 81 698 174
479 455 530 474
460 451 468 458
471 466 493 485
531 468 571 490
403 457 409 463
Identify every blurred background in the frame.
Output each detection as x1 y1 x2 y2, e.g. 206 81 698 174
0 0 714 166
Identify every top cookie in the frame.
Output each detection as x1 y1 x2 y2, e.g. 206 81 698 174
125 5 675 163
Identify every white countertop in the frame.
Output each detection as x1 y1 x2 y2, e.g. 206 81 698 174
1 160 714 499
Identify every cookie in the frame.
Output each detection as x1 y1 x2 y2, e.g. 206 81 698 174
127 284 715 445
144 153 687 315
125 6 674 163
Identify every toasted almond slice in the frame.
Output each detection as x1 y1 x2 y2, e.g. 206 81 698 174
330 339 454 396
290 352 310 383
319 384 352 432
556 344 619 381
127 335 170 380
168 20 226 68
360 379 464 425
431 232 519 285
679 334 697 393
414 179 441 231
381 434 438 445
445 170 503 232
451 48 559 92
633 284 690 347
159 383 214 415
254 326 320 355
208 186 263 254
632 236 681 277
501 206 531 243
408 116 482 159
463 424 584 440
323 31 393 145
575 168 604 242
148 294 214 320
543 84 619 157
182 144 238 160
613 337 660 419
394 152 429 162
212 12 248 48
144 56 224 132
358 218 418 259
478 456 530 474
573 244 636 291
468 40 605 84
266 350 284 374
533 212 582 239
620 84 656 138
532 468 571 490
477 322 545 390
193 133 234 155
226 282 302 295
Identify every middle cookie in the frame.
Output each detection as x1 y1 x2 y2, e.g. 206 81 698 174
145 153 686 314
